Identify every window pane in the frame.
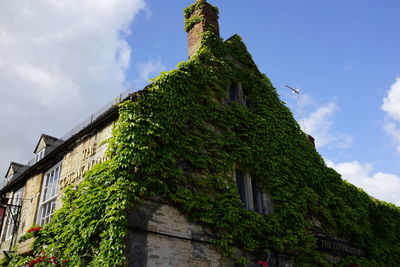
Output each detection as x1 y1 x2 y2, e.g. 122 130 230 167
43 187 49 202
55 167 60 179
44 174 48 187
50 201 56 218
235 170 246 208
38 163 62 225
252 182 264 214
50 170 55 184
50 184 55 198
44 203 49 217
229 84 237 102
263 193 274 215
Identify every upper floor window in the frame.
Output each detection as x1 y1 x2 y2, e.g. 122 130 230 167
3 188 23 241
228 82 247 106
37 162 61 226
234 169 273 214
35 148 45 163
3 174 12 188
4 162 28 188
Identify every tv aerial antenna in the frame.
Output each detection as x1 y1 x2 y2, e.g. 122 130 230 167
286 85 306 132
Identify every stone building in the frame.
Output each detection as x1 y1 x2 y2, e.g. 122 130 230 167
1 1 400 266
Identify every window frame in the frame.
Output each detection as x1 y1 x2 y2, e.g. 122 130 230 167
227 82 247 106
235 169 254 210
234 169 273 215
35 148 46 163
3 188 23 241
37 162 62 226
3 174 13 187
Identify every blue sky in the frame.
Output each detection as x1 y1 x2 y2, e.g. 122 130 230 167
1 0 400 204
126 0 400 204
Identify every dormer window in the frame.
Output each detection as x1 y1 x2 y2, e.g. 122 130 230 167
4 162 27 188
4 174 13 187
35 148 45 163
33 134 62 164
234 169 273 214
228 82 247 106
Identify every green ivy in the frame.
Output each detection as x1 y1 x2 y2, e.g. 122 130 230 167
184 0 219 19
184 15 204 32
5 6 400 267
184 1 219 32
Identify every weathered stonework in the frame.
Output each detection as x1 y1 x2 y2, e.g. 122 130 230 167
125 199 235 267
0 123 112 256
124 199 295 267
187 2 219 58
56 123 112 208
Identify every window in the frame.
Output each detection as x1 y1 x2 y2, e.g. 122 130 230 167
37 162 61 225
3 188 22 241
3 174 12 187
235 169 273 214
228 82 247 106
35 149 45 163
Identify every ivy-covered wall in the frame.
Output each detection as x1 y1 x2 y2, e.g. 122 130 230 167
5 2 400 267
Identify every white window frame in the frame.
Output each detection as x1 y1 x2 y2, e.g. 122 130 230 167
35 148 46 163
3 174 13 187
234 169 273 214
4 188 23 241
37 162 62 226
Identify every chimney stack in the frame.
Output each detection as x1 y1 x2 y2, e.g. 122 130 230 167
185 0 219 58
307 135 316 148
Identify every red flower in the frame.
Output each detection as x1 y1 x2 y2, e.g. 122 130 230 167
62 259 68 263
27 226 42 234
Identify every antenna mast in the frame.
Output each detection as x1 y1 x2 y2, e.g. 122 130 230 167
286 85 306 132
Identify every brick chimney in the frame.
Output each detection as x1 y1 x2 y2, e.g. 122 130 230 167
307 134 316 148
186 0 219 58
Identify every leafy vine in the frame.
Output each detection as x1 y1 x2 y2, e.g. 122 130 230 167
3 6 400 267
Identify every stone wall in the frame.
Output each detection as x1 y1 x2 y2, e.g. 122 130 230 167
0 122 113 255
56 122 112 208
125 199 295 267
125 199 235 267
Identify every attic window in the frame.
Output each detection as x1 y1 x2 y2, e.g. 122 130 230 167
228 82 246 106
3 175 12 187
234 169 273 214
35 148 45 163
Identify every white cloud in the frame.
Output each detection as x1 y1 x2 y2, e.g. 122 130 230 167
382 78 400 121
0 0 145 176
302 102 353 148
137 59 166 84
327 160 400 206
383 121 400 152
381 78 400 152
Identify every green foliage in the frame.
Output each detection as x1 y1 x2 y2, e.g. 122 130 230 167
184 1 219 20
183 0 219 32
18 225 43 243
6 17 400 267
184 15 204 32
